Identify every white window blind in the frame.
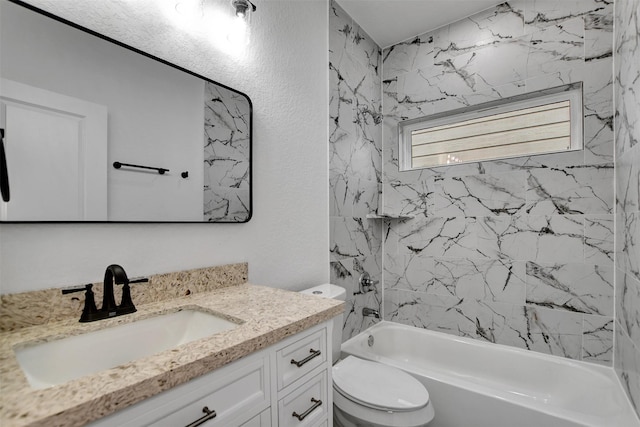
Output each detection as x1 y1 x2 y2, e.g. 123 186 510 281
398 83 583 170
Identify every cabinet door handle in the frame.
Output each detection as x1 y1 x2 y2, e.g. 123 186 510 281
290 348 321 367
184 406 216 427
292 398 322 421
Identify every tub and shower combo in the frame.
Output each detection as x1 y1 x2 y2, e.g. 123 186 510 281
341 321 639 427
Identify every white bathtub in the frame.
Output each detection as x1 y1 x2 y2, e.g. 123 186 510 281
340 321 639 427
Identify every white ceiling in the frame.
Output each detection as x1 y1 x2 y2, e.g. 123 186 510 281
335 0 505 48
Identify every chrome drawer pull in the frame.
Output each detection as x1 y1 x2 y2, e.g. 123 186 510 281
292 398 322 421
184 406 216 427
290 348 321 367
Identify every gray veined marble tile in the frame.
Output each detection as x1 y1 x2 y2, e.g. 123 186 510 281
584 13 613 62
434 3 526 62
521 0 611 31
457 81 527 108
385 72 437 119
526 17 585 79
616 145 640 215
331 255 382 342
582 58 614 114
477 214 584 263
472 300 517 343
329 2 354 64
525 261 614 316
525 164 614 215
352 179 381 218
330 175 379 218
584 214 614 265
524 63 582 92
615 321 640 414
617 265 640 350
513 148 585 171
383 289 476 338
453 39 529 89
432 258 527 304
615 209 639 278
582 314 613 365
497 305 583 359
619 212 640 281
614 0 640 156
432 171 527 217
584 112 614 164
394 215 479 260
330 3 381 84
384 255 526 304
381 177 434 218
383 253 436 293
330 173 348 217
382 35 436 80
330 217 382 261
330 119 380 184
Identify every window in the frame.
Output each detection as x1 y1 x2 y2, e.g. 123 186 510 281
398 83 583 170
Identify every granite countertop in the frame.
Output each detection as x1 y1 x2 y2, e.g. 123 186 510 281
0 284 344 427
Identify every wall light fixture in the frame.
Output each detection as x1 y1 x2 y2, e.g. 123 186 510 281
232 0 257 19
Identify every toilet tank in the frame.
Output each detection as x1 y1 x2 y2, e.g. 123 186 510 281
299 284 345 364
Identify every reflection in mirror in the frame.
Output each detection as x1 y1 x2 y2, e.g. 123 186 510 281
204 83 251 222
0 0 252 223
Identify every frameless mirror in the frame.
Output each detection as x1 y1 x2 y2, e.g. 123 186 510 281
0 0 252 223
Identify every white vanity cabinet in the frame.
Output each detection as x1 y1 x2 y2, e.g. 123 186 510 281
88 321 332 427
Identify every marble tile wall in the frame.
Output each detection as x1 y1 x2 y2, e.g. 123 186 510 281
614 0 640 416
203 82 251 222
382 0 615 365
329 1 383 342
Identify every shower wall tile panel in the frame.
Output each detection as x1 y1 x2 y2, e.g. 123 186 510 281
382 0 614 366
614 0 640 417
329 1 383 341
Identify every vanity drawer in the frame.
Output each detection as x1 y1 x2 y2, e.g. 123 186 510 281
277 371 328 427
89 353 269 427
158 356 268 426
238 408 271 427
276 328 326 390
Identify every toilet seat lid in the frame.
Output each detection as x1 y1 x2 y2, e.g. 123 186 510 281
332 356 429 411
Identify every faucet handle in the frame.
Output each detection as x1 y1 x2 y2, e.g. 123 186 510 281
62 284 100 322
61 284 91 294
116 276 146 315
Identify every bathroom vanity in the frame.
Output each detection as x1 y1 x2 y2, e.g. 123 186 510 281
89 321 331 427
0 266 343 427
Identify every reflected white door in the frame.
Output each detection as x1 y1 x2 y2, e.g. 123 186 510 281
0 79 107 221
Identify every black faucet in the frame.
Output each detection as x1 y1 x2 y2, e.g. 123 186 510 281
62 264 147 322
103 264 139 316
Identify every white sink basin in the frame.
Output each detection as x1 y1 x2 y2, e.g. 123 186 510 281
14 309 241 389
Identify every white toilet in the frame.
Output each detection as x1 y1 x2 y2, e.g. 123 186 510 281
300 284 435 427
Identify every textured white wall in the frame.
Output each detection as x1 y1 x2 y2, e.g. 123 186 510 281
0 0 330 293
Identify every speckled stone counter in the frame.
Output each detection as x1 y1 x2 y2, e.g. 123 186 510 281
0 283 344 427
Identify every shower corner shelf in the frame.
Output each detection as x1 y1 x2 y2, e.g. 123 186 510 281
366 213 415 220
